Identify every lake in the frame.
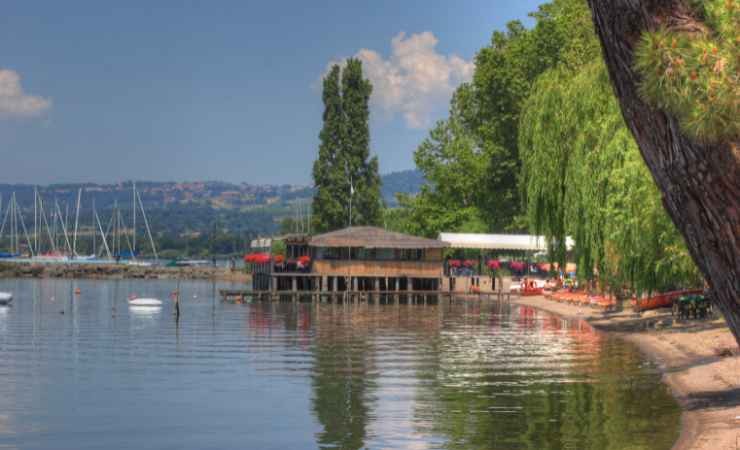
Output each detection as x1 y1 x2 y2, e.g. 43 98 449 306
0 278 680 449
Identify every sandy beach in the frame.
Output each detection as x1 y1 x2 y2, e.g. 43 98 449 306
511 295 740 450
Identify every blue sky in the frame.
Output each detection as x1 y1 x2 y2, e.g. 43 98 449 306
1 1 543 185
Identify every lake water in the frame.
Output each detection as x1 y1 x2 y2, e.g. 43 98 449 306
0 278 680 450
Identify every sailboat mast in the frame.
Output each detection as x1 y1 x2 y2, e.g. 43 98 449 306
10 193 15 254
34 188 37 254
113 200 119 258
39 194 56 253
94 209 112 260
13 193 18 255
0 194 3 249
16 197 34 257
73 188 82 257
136 190 157 261
92 198 96 257
55 201 73 255
132 181 136 256
0 195 9 252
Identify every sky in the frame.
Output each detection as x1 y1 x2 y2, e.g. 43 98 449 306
1 1 543 186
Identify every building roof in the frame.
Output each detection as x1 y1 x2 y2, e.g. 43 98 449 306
438 232 575 251
310 226 449 249
282 233 310 244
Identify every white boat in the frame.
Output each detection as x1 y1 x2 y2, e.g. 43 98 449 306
126 260 153 267
175 259 210 267
0 292 13 305
128 297 162 307
74 254 97 261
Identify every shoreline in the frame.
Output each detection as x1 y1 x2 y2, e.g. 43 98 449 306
510 295 739 450
0 262 251 283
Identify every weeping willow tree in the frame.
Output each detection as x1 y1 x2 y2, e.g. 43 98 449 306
519 59 701 295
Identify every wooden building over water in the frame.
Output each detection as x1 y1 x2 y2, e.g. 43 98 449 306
252 226 449 295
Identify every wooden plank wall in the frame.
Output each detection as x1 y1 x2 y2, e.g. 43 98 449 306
312 260 443 278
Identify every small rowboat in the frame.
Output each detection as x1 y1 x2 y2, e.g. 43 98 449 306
631 289 702 312
128 297 163 307
0 292 12 305
517 278 545 296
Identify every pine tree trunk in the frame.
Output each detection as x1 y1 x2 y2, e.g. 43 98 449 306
586 0 740 346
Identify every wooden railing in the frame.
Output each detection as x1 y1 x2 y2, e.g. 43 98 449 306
312 259 443 278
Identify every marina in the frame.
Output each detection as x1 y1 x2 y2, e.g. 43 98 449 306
0 183 157 264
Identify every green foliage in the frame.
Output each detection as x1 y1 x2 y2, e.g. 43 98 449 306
385 115 490 238
271 239 286 257
312 65 346 232
634 0 739 141
520 27 701 294
393 0 591 235
313 59 383 232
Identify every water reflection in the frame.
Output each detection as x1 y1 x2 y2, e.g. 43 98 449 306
0 279 679 450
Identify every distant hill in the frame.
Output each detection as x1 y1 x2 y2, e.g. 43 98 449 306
381 169 425 206
0 170 425 238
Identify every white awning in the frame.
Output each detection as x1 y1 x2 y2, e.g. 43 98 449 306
250 238 272 249
438 233 574 251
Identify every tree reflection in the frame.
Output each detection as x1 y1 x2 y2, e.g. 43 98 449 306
415 303 680 450
310 305 377 450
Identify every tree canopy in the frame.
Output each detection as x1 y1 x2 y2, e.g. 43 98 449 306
312 59 383 232
391 0 590 236
518 0 701 295
390 0 702 296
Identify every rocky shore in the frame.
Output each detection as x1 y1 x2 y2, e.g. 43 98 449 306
510 295 739 450
0 262 250 283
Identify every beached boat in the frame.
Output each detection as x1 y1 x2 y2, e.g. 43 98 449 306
550 290 590 305
515 278 545 296
0 292 13 305
588 294 616 310
630 289 703 312
128 297 163 307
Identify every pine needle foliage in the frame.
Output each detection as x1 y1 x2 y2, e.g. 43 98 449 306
634 0 739 142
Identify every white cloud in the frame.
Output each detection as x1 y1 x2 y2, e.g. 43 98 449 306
326 32 473 129
0 69 51 118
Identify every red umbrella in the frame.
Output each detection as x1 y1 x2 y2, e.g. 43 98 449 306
244 252 271 264
449 259 461 268
463 259 476 268
487 259 501 270
509 261 525 272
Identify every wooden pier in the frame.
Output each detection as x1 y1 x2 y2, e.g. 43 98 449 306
219 288 509 304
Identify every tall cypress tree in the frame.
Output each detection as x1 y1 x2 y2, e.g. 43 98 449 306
313 59 383 232
312 65 345 231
